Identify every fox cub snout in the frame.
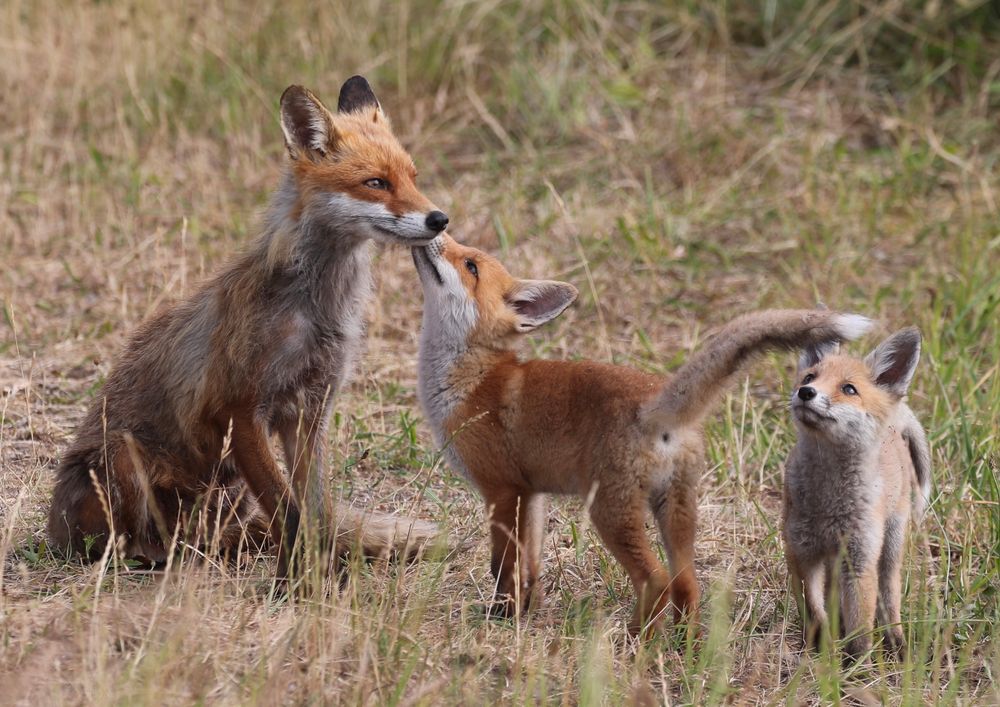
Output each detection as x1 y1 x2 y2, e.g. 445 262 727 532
414 233 871 637
783 327 931 659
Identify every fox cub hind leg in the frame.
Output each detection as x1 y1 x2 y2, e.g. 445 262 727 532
651 461 701 625
486 489 546 618
876 514 907 656
588 490 671 638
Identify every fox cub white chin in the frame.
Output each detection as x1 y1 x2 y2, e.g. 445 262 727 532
783 327 931 659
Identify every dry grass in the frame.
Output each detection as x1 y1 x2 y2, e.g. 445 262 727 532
2 1 998 704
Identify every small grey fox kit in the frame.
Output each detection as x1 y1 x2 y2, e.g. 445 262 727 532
783 327 931 658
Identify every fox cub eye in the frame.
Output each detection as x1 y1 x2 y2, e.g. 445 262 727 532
464 259 478 278
841 383 858 396
364 178 390 190
801 373 815 385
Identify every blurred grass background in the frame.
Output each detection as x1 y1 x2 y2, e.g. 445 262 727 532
1 0 998 704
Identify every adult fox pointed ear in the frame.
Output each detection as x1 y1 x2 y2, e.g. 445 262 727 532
509 280 578 333
280 85 337 161
337 75 385 122
864 326 921 398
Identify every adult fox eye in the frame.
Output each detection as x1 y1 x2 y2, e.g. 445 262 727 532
364 178 389 190
802 373 815 385
842 383 858 395
465 259 478 278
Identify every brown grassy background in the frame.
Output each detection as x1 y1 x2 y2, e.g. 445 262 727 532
2 1 998 704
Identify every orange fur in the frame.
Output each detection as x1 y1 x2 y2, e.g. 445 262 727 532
414 234 869 636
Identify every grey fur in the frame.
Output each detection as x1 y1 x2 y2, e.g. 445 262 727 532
783 328 931 659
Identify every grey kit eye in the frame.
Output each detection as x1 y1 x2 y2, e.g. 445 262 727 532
841 383 858 396
364 177 390 190
801 373 815 385
465 259 478 278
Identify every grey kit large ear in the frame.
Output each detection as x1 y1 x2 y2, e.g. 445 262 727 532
797 302 840 370
798 340 839 371
337 75 384 120
510 280 578 333
864 327 921 398
280 85 336 161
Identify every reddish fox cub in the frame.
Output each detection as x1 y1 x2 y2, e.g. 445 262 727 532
784 327 931 659
412 233 871 636
48 76 446 575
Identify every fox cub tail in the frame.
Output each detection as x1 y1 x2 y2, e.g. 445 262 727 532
644 309 871 430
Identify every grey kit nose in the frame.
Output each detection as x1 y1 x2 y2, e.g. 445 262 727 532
425 210 449 232
798 386 817 401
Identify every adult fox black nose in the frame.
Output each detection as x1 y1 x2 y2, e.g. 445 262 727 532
798 386 817 401
425 210 449 232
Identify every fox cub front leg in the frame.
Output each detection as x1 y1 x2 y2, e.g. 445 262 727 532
786 549 829 649
486 490 545 618
840 553 880 660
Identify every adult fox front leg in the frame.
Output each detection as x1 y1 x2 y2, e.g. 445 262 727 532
48 76 447 576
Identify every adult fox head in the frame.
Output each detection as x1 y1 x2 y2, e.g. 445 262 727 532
412 233 577 348
791 327 921 444
279 76 448 245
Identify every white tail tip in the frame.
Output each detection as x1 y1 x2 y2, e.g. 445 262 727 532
834 313 873 341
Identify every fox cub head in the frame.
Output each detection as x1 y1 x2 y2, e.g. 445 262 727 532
279 76 448 244
792 327 921 443
412 233 577 348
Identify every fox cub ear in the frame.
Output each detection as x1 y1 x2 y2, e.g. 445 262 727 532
337 75 385 122
798 340 840 371
280 85 337 161
864 327 921 398
510 280 578 333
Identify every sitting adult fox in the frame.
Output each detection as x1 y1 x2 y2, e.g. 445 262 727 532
411 233 870 636
49 76 446 575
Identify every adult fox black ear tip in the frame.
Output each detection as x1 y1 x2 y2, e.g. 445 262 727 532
342 75 371 89
338 75 380 113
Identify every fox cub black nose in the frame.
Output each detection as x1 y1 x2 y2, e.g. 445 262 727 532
425 210 449 232
798 386 817 401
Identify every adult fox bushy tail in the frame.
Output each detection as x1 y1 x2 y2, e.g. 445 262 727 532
411 233 872 636
48 76 445 575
